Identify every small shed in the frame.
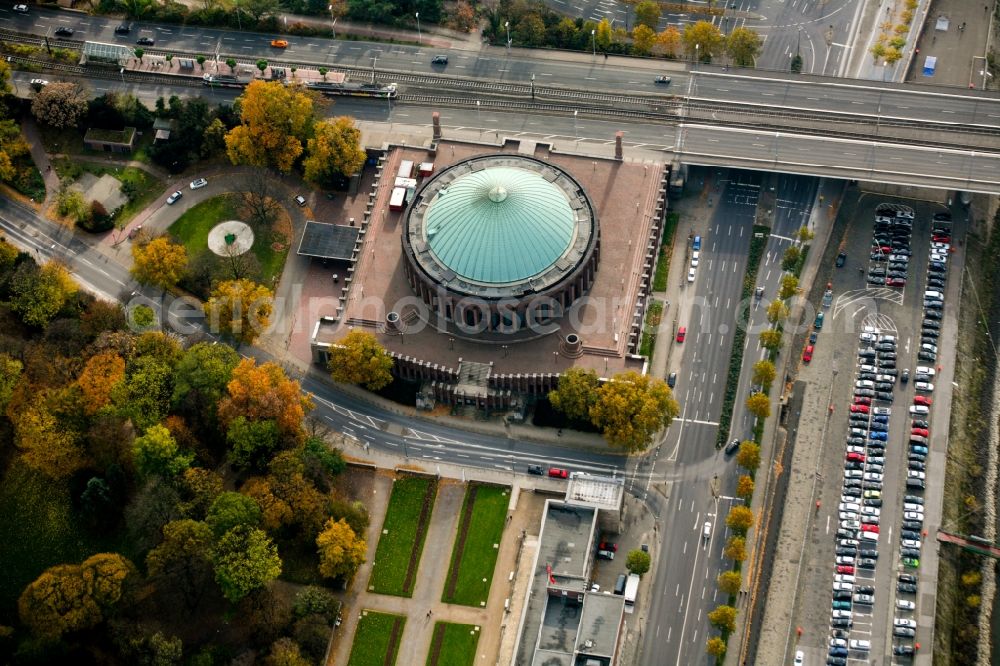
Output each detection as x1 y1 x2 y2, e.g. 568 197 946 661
923 56 937 77
152 117 175 143
83 126 136 153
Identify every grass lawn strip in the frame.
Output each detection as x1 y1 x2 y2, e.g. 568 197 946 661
368 475 437 597
400 478 437 596
426 622 481 666
442 483 509 606
346 610 406 666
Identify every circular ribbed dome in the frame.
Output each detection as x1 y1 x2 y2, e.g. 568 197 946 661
423 166 576 284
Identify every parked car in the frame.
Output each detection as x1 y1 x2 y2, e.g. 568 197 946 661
190 177 208 189
166 190 183 205
527 465 544 475
548 468 569 479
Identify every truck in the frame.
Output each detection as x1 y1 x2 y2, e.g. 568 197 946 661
623 573 640 613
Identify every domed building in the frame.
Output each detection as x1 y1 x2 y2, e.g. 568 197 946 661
401 154 599 337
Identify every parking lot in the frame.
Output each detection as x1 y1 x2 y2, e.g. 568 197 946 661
789 196 959 665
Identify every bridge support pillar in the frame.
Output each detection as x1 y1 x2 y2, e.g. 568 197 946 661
432 111 442 141
615 131 623 160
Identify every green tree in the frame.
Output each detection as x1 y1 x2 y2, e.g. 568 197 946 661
318 67 328 81
327 329 394 390
633 0 660 29
726 505 754 535
723 535 746 561
796 225 815 242
204 278 273 346
206 491 262 537
751 360 776 388
778 274 799 300
256 59 268 76
781 245 801 271
196 55 206 69
707 605 737 632
57 188 90 224
120 631 184 666
548 367 600 422
625 549 651 576
171 341 240 422
303 116 367 187
717 570 742 596
0 353 23 414
177 467 224 519
18 553 136 639
201 118 227 158
131 237 188 291
133 424 194 478
745 392 771 420
790 53 803 73
591 371 679 453
736 442 761 472
226 58 237 73
240 0 280 21
726 27 762 67
212 525 282 602
595 17 613 50
146 519 214 609
515 14 547 46
765 299 789 325
265 638 311 666
293 586 339 621
706 636 727 658
760 327 782 353
735 474 754 501
112 356 174 430
227 416 281 469
9 261 78 327
134 47 144 62
316 517 367 580
683 21 724 61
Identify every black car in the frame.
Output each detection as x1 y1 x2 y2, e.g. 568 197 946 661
887 270 907 279
879 352 897 361
922 319 941 328
893 645 916 657
908 453 927 463
905 495 925 505
527 464 544 475
878 359 896 369
827 658 847 666
725 439 740 455
921 329 939 339
833 589 853 599
857 558 877 569
918 352 936 362
136 36 155 45
899 573 917 583
864 498 882 507
668 372 676 388
858 372 877 381
844 461 863 471
831 618 853 629
888 262 909 271
894 627 916 638
868 276 886 285
924 310 943 321
115 22 132 34
866 441 886 451
431 54 449 64
842 487 861 497
856 585 875 594
920 337 938 347
875 391 893 402
855 389 875 398
898 582 918 594
901 530 922 540
934 212 953 222
924 300 943 310
876 342 896 351
901 548 921 558
875 382 893 392
906 478 926 490
847 437 866 446
843 479 863 488
858 349 877 359
836 252 847 267
54 27 75 36
928 263 947 273
860 548 878 558
903 520 924 531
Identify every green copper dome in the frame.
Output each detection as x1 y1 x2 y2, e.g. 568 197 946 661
422 166 576 284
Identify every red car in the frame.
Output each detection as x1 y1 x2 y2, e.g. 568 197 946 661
846 452 866 462
803 345 814 363
860 524 880 533
914 396 933 406
850 404 870 414
599 540 618 552
854 397 871 405
933 235 951 243
676 327 686 343
911 428 930 437
887 278 906 287
548 468 569 479
837 565 855 574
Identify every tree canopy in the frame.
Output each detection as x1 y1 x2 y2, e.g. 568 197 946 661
206 491 262 537
204 278 273 345
590 371 679 453
146 519 214 608
745 392 771 420
327 329 394 390
625 549 651 576
9 261 78 327
548 367 599 423
225 81 314 173
302 116 366 187
31 82 88 129
131 237 188 291
133 424 194 478
77 351 126 415
316 517 367 580
212 525 282 602
218 358 312 441
683 21 724 61
726 505 754 535
726 27 762 67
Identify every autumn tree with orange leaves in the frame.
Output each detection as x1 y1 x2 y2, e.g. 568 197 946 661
204 278 273 346
77 351 126 415
225 81 314 174
302 116 366 188
217 358 313 443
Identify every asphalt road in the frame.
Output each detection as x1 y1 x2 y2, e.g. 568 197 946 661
638 169 761 666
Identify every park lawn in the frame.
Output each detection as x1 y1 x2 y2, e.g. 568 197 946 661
168 194 287 288
442 484 509 607
368 476 436 597
347 610 405 666
0 461 131 623
426 622 481 666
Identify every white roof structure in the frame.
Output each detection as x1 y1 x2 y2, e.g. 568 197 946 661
565 472 624 512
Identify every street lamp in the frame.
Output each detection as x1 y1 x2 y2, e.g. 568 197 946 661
234 0 242 31
415 12 421 44
371 56 378 84
328 5 336 40
591 29 596 56
505 21 511 50
530 73 535 99
476 100 482 136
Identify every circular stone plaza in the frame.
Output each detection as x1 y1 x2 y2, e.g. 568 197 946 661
307 130 669 410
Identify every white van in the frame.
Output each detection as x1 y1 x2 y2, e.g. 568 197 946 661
916 366 936 376
850 639 872 651
860 531 879 543
703 521 712 539
924 290 944 301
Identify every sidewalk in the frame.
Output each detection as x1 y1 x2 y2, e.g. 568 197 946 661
18 118 61 211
